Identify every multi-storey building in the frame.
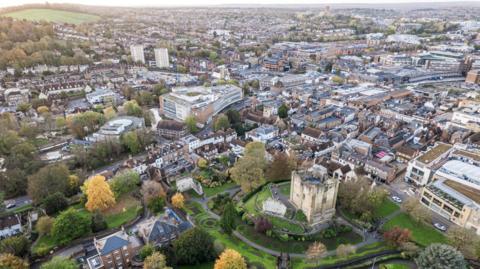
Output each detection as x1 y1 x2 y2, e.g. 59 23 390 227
159 85 243 124
420 157 480 234
404 142 453 186
87 229 141 269
154 48 169 68
130 44 145 64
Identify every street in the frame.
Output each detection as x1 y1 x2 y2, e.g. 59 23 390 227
4 195 32 212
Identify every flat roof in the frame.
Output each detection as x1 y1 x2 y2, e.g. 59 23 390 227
417 143 452 164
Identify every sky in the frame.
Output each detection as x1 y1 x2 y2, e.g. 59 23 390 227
0 0 475 7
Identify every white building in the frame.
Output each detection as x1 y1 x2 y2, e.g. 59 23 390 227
262 198 287 217
87 116 145 142
245 124 279 143
130 44 145 64
160 85 243 123
86 88 116 105
154 48 169 68
0 214 22 238
404 143 453 186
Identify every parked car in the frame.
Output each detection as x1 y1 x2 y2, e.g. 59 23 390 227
433 222 447 232
6 203 15 209
391 196 402 203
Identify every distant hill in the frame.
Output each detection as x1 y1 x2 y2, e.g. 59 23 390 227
3 8 100 24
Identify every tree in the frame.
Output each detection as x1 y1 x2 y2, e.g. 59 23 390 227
123 100 143 117
220 202 237 234
336 244 356 258
0 192 4 213
226 110 241 124
121 131 141 154
141 180 166 203
36 216 54 236
254 217 272 234
37 106 49 114
0 253 29 269
109 169 140 198
91 211 108 232
230 142 266 193
139 244 155 260
52 208 91 244
171 193 185 209
148 197 165 214
42 192 68 215
103 106 117 120
173 227 215 265
265 153 296 182
278 104 288 119
67 111 105 138
27 164 70 204
399 242 420 258
402 198 432 224
446 226 478 259
306 242 327 264
383 226 412 247
144 252 172 269
0 235 29 257
83 175 116 212
214 249 247 269
331 75 344 84
185 115 198 133
214 114 230 131
198 158 208 169
40 256 77 269
16 103 31 113
416 244 466 269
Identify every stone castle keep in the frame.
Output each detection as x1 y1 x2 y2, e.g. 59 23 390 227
290 165 339 225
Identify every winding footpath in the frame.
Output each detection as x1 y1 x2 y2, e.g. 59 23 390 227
190 185 402 259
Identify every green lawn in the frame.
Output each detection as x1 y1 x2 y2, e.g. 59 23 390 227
179 262 214 269
243 186 272 215
380 263 411 269
32 234 57 256
203 182 238 197
383 213 447 246
3 9 100 24
237 224 362 253
374 199 400 219
292 242 391 269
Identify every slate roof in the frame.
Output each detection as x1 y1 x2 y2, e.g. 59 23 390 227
98 235 129 255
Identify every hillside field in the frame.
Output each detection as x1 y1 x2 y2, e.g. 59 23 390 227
3 8 100 24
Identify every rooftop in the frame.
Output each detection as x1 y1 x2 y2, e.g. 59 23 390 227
416 143 452 164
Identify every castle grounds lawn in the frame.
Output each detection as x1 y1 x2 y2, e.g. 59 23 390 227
3 8 100 24
237 224 362 253
243 186 272 215
203 182 238 197
374 199 400 219
186 201 276 268
380 263 411 269
383 213 447 246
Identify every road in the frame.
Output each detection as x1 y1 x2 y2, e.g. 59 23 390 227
4 195 32 212
385 176 452 232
